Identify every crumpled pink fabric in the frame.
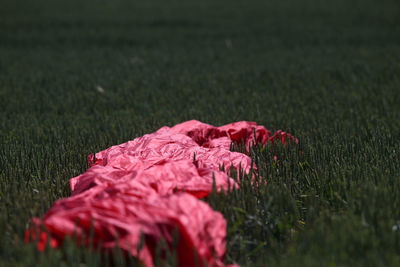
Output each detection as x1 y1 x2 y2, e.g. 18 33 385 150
71 120 296 196
26 120 297 266
27 185 227 267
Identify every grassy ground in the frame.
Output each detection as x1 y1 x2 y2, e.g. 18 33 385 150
1 0 400 266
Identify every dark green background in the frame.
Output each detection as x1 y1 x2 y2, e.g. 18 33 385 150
1 0 399 266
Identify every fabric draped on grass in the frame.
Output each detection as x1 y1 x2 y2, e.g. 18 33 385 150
26 120 297 267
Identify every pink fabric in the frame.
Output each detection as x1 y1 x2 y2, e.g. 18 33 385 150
26 120 297 266
28 186 227 267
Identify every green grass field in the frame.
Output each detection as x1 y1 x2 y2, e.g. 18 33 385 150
1 0 400 266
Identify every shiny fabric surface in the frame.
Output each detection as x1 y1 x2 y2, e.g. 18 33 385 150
26 120 297 266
